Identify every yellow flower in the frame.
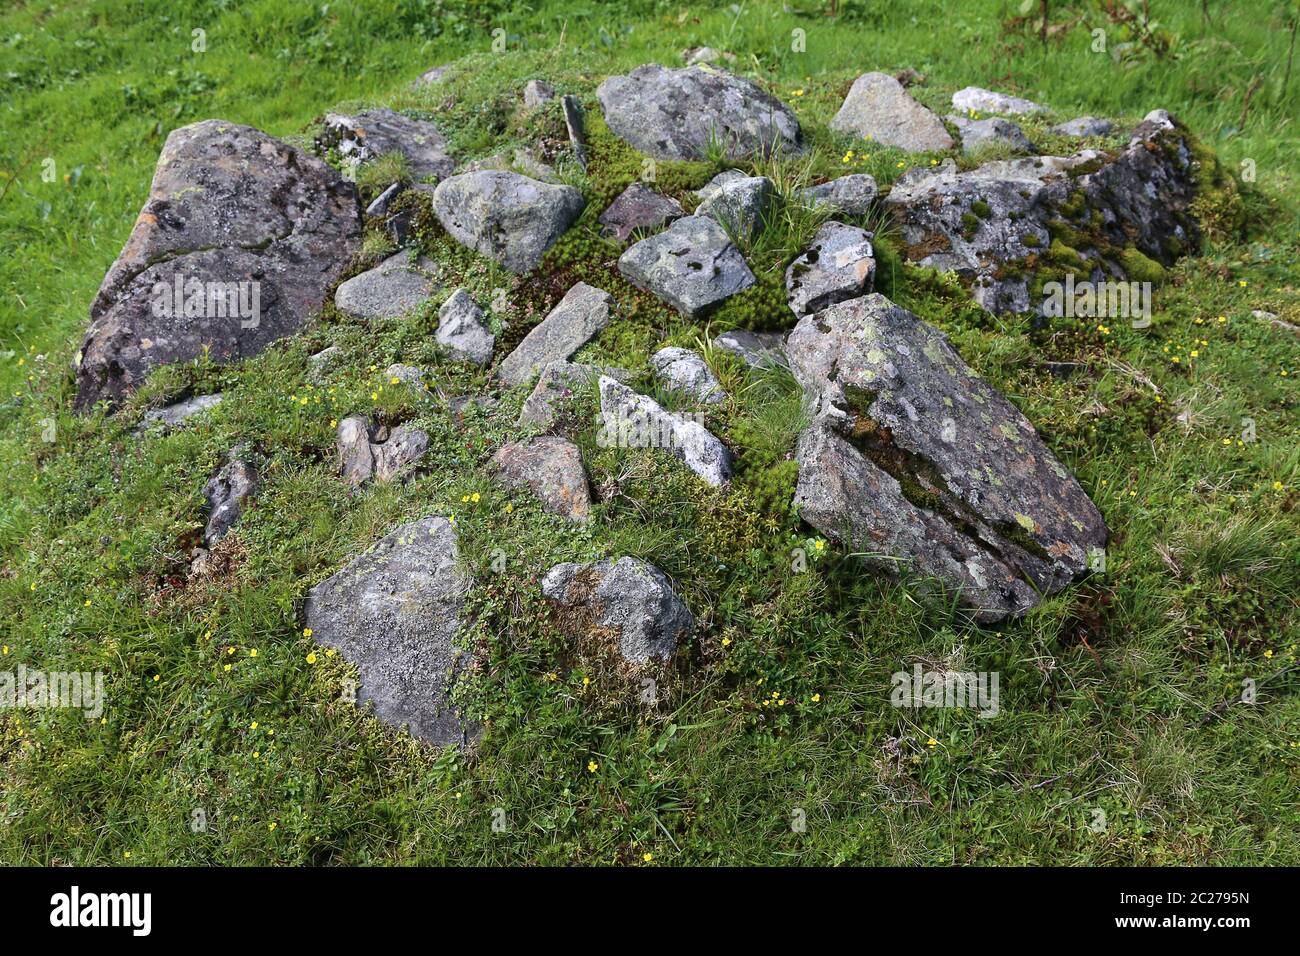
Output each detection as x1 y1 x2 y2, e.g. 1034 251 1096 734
1264 649 1274 659
587 760 598 772
306 652 317 664
223 664 232 672
250 721 258 729
813 539 825 551
153 674 160 682
582 675 590 686
643 852 654 862
1190 350 1199 358
471 492 481 502
303 627 313 637
390 377 401 385
1238 279 1247 287
811 693 821 703
123 851 131 859
505 502 513 514
329 419 337 428
721 637 732 647
926 737 937 747
1274 481 1285 491
370 392 378 400
326 649 336 658
248 648 258 657
268 821 277 831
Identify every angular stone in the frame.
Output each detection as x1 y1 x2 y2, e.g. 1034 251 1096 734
618 215 755 318
75 120 361 410
694 168 748 201
799 174 879 217
651 347 725 404
432 171 584 273
541 557 693 662
138 393 222 431
335 253 438 322
337 415 429 486
598 183 685 243
1052 116 1114 138
304 516 477 745
951 86 1047 117
785 221 875 317
497 282 613 386
385 363 431 395
365 182 405 217
598 376 732 486
596 64 803 161
517 361 619 429
830 73 954 153
713 330 786 369
947 115 1035 154
436 289 495 366
321 108 454 180
681 46 735 66
523 79 555 109
695 174 776 240
202 452 258 545
493 436 593 521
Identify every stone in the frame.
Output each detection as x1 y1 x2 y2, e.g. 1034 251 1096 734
337 415 430 486
411 65 449 89
436 289 495 366
947 115 1035 154
713 330 786 369
681 46 735 66
202 451 258 545
304 516 477 745
385 363 430 394
74 120 361 410
518 361 623 429
138 393 222 431
618 215 755 318
651 347 725 404
562 95 588 170
598 183 685 243
596 64 803 161
458 147 558 183
830 73 954 153
951 86 1047 116
334 253 439 321
541 557 692 662
308 347 342 383
598 376 732 486
799 174 879 217
431 171 585 273
785 221 875 317
1052 116 1114 138
786 293 1107 621
321 108 455 180
365 182 405 217
695 174 776 240
497 282 613 386
523 79 555 109
493 436 593 521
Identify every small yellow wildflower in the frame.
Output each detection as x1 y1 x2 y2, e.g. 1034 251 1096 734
587 760 598 772
306 652 317 664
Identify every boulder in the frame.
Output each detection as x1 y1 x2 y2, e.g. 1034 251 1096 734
337 415 430 486
321 108 455 180
785 221 875 317
618 215 755 318
799 174 879 217
497 282 613 386
541 557 693 662
694 174 776 240
436 289 495 366
713 329 786 369
651 347 725 404
598 376 732 486
493 436 593 521
458 147 558 183
947 115 1035 154
431 171 584 273
202 451 258 545
304 516 478 745
830 73 954 153
523 79 556 109
598 183 685 243
335 253 439 322
596 64 803 161
74 120 361 410
951 86 1047 117
1052 116 1114 138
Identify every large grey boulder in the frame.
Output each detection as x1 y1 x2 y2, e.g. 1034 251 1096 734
335 253 439 321
337 415 430 486
598 183 685 243
596 64 803 161
321 108 455 180
951 86 1047 117
75 120 361 410
785 221 875 317
695 174 776 240
830 73 954 153
202 452 258 545
618 216 755 318
497 282 613 386
799 174 878 217
651 347 725 404
436 289 495 366
493 436 593 522
598 376 732 486
787 293 1107 621
304 516 478 745
541 557 693 662
947 115 1035 154
431 171 584 273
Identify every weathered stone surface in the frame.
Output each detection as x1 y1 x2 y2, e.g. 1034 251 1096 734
1052 116 1114 138
337 415 429 486
799 174 879 217
321 108 454 180
517 361 625 429
598 376 732 486
695 174 775 240
75 120 361 410
498 282 613 386
787 293 1106 621
884 112 1202 313
436 289 495 366
202 452 258 545
411 65 449 89
651 347 725 404
952 86 1047 117
786 221 875 317
596 64 803 161
681 46 735 66
947 115 1035 154
694 169 748 201
458 147 558 183
335 253 438 321
598 183 685 243
304 516 477 745
541 557 692 662
493 436 593 521
366 182 405 217
308 347 342 383
713 329 786 369
618 215 755 318
138 393 222 431
523 79 555 109
385 363 431 396
432 171 584 273
830 73 953 153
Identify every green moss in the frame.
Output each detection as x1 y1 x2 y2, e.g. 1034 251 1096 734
961 212 980 239
1021 233 1042 248
1047 239 1087 270
971 199 993 219
1117 245 1169 283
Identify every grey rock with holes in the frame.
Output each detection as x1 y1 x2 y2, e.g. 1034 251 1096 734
321 108 455 180
432 171 584 273
1052 116 1114 138
618 215 755 318
947 115 1035 154
598 376 732 486
596 64 804 161
695 174 775 240
541 556 693 662
830 73 954 153
337 415 430 486
713 329 786 369
786 221 875 317
651 347 725 404
304 516 478 746
498 282 613 386
951 86 1047 117
799 174 879 217
139 393 223 432
202 451 258 545
523 79 556 109
598 183 685 243
436 289 495 366
493 436 593 522
335 253 439 321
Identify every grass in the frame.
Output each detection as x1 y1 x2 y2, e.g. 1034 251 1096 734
0 0 1297 866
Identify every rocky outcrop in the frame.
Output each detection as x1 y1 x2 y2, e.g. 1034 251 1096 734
337 415 430 486
498 282 613 386
598 183 685 243
493 436 593 521
334 253 439 321
598 376 732 486
830 73 953 153
785 221 875 318
321 108 455 180
618 216 755 318
436 289 495 366
651 347 725 404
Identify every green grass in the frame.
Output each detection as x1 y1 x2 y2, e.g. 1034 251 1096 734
1 0 1297 865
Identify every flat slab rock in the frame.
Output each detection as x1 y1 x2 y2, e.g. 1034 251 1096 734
598 376 732 486
304 516 478 745
75 120 361 410
137 393 223 432
335 253 439 322
951 86 1047 117
618 215 755 318
786 221 875 318
493 436 593 521
831 72 954 153
787 293 1107 621
541 557 693 662
597 64 803 161
321 108 455 180
337 415 430 486
498 282 613 386
432 170 584 273
598 183 685 243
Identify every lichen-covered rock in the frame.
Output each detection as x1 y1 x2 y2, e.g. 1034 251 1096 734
431 171 584 273
493 436 593 521
517 361 624 429
541 557 693 662
1052 116 1114 138
201 450 258 546
75 120 361 410
947 115 1035 154
598 376 732 486
787 293 1107 620
321 108 455 180
951 86 1047 117
436 289 495 366
523 79 556 109
713 330 786 369
365 182 405 217
651 347 725 404
596 64 803 161
618 215 755 318
830 73 954 153
695 174 776 240
785 221 875 317
458 147 558 183
337 415 430 486
304 516 478 745
335 253 439 322
598 183 685 243
385 363 429 394
799 174 879 217
138 393 223 432
498 282 613 386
